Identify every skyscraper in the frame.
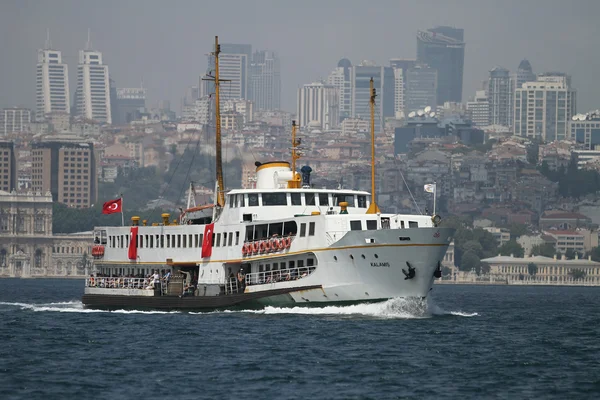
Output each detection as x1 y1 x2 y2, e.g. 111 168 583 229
389 59 416 118
297 82 339 130
204 43 251 102
74 33 112 124
404 64 437 114
36 32 70 120
514 73 576 141
249 50 281 110
466 90 490 127
327 59 353 122
516 59 536 90
488 67 511 126
350 63 395 133
416 26 465 105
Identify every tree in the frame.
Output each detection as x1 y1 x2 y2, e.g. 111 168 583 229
460 251 480 272
462 240 484 258
527 139 540 165
531 243 556 257
589 246 600 262
564 249 575 260
569 269 587 280
527 262 538 276
498 240 524 258
508 223 530 238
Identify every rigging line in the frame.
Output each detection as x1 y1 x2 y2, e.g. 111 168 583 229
175 137 202 208
399 167 421 215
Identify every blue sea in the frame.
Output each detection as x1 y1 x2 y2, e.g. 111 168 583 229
1 279 599 400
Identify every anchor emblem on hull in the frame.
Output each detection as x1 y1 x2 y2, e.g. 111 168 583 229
402 261 416 280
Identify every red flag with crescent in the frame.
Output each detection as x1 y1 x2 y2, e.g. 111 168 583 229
128 226 138 260
201 223 214 258
102 198 122 214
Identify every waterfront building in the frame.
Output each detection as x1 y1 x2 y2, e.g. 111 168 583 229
0 108 31 136
0 190 92 278
416 26 465 104
466 91 490 126
36 34 70 119
249 50 281 111
74 34 112 124
31 135 97 208
297 82 339 130
514 73 576 141
488 67 511 127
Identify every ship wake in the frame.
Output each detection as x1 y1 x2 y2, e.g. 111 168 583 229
0 301 180 314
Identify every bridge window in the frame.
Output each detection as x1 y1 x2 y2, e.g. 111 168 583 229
305 193 316 206
291 193 302 205
300 223 306 237
235 231 240 246
268 222 283 237
245 226 254 241
216 234 221 247
409 221 418 228
228 233 233 246
366 220 377 230
223 233 228 246
248 193 259 207
309 222 316 236
318 193 329 207
262 193 287 206
350 220 362 231
255 224 268 240
333 193 355 207
177 235 181 248
283 221 298 236
357 196 367 208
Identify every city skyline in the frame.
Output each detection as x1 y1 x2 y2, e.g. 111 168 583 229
1 0 599 114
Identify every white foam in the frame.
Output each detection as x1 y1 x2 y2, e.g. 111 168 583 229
0 301 179 314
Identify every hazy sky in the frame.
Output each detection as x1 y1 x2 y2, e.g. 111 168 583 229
1 0 599 114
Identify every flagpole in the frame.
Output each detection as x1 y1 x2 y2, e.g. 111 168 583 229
433 182 437 216
121 195 124 226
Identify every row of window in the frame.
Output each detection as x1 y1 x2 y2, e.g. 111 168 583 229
229 192 367 208
258 257 316 272
110 231 242 250
245 221 315 241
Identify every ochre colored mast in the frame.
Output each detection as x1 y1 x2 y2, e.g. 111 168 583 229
213 36 225 207
366 77 380 214
288 120 301 188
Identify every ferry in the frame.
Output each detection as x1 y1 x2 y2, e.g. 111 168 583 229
82 36 454 310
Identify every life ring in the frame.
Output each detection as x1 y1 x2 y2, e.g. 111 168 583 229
252 242 259 254
259 241 267 253
284 237 292 249
277 238 285 250
242 244 248 256
264 240 272 252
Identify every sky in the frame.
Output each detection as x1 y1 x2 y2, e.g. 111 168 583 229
1 0 599 114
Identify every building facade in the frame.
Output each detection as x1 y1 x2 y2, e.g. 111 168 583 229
75 46 112 124
404 64 437 114
466 90 490 126
350 64 395 133
31 136 97 208
0 190 93 278
571 111 600 150
488 67 511 127
327 59 353 122
36 47 70 119
297 82 340 130
204 43 251 103
0 141 17 192
514 74 576 141
249 50 281 111
113 87 146 125
0 108 31 136
416 26 465 105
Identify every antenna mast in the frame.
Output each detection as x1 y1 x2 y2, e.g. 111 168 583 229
202 36 228 207
366 77 380 214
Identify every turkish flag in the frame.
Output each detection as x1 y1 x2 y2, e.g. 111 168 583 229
102 198 122 214
201 223 214 258
128 226 138 260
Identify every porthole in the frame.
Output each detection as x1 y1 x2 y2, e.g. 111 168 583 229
333 256 338 261
374 254 379 259
361 254 365 259
350 255 354 260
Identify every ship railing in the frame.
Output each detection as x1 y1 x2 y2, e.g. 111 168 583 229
325 231 347 245
244 266 315 286
85 277 153 290
225 277 240 295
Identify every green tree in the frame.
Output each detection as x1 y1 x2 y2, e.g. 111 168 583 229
460 251 480 272
498 240 524 257
569 269 587 280
462 240 484 258
531 243 556 257
565 248 575 260
588 246 600 262
527 139 540 165
508 223 530 238
527 262 538 276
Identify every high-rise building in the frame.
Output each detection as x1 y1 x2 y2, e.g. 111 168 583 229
31 136 97 208
249 50 281 111
404 64 437 114
467 90 490 127
327 59 353 122
416 26 465 105
36 33 70 120
350 63 395 133
515 59 536 90
0 141 17 192
514 73 576 141
389 59 416 118
113 87 146 125
204 43 251 102
74 34 112 124
488 67 511 127
297 82 339 130
0 108 31 136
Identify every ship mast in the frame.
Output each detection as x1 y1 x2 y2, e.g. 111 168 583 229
203 36 227 207
366 77 380 214
288 120 301 188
